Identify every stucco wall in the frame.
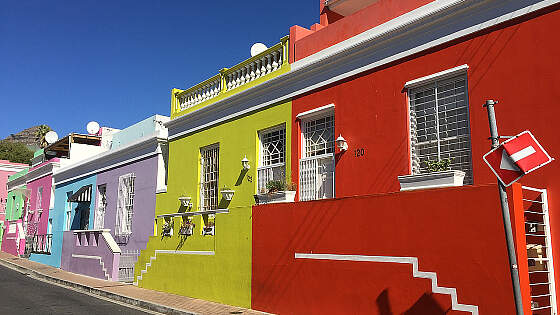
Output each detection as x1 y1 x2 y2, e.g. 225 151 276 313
135 100 292 308
30 175 97 268
252 184 515 314
95 155 158 253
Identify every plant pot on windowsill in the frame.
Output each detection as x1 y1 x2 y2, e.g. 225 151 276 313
254 190 296 205
220 188 235 201
398 170 465 191
178 196 192 208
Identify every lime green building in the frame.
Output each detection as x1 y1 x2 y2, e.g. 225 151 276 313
134 36 291 307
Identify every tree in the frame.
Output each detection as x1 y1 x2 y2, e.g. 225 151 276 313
0 141 34 165
35 125 52 148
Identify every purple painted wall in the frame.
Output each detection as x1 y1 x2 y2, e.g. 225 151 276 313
60 230 120 280
95 155 158 253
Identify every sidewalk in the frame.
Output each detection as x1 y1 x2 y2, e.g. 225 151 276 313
0 252 270 315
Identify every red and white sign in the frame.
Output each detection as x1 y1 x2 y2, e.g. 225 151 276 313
483 131 553 186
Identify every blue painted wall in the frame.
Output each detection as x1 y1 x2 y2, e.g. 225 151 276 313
29 175 97 267
111 115 168 150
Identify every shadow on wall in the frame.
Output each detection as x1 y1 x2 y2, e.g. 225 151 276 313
376 289 450 315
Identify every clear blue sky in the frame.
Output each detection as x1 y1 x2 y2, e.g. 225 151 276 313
0 0 317 138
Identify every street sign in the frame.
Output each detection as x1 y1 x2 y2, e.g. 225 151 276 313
483 130 553 186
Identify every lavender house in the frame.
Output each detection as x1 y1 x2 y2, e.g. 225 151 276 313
55 115 168 282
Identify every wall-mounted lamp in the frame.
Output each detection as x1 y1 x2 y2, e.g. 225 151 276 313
336 134 348 151
242 156 250 170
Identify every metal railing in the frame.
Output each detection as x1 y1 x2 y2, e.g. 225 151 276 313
257 163 285 194
118 250 140 283
299 154 335 201
522 186 557 314
31 234 53 254
173 36 289 115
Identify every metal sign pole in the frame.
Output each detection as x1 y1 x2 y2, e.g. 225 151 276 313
484 99 524 315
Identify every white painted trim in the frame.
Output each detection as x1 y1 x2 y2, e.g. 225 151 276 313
54 136 164 185
166 0 558 140
404 64 469 89
155 250 215 255
0 165 28 172
71 254 103 260
102 231 122 253
295 104 335 120
295 252 479 314
155 187 167 194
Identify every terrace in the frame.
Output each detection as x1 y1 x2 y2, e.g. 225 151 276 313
171 36 289 118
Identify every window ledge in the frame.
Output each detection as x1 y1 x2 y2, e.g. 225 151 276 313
156 187 168 194
157 209 229 219
296 104 334 120
398 170 465 191
404 64 468 89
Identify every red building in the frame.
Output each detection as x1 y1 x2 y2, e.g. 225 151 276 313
252 0 560 314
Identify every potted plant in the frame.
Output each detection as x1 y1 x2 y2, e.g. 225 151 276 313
398 158 465 191
178 195 192 208
202 221 215 236
178 218 195 236
254 181 297 204
161 220 172 237
220 186 235 201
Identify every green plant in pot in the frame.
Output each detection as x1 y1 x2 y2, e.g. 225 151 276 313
424 158 454 172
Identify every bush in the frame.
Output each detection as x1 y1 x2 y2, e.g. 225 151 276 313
0 141 33 164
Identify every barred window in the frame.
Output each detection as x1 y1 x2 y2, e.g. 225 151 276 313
409 74 473 184
200 145 219 211
303 115 335 157
258 126 286 194
94 185 107 230
299 114 335 201
116 173 135 236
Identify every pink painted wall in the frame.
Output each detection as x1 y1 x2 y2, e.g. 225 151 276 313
26 162 55 237
0 160 28 222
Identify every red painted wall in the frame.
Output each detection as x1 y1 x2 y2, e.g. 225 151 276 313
285 5 560 313
291 0 431 61
252 184 516 314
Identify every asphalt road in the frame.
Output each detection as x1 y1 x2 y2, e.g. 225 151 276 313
0 264 153 315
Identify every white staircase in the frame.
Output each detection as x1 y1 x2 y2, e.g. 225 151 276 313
295 253 479 314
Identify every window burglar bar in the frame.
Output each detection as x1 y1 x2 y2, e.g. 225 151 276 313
409 75 473 184
522 186 557 314
116 173 136 238
299 154 334 201
94 185 107 230
258 127 286 193
31 234 52 254
201 145 219 211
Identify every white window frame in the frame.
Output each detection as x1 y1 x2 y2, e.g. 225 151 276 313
116 173 135 236
65 191 72 231
406 67 473 184
200 144 219 211
257 125 286 194
94 184 107 229
298 111 335 201
36 186 43 211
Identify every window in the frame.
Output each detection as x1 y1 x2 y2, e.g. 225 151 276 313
48 218 52 234
200 144 219 211
299 114 335 201
65 191 72 231
258 126 286 194
116 173 135 236
408 74 473 184
36 187 43 211
94 185 107 229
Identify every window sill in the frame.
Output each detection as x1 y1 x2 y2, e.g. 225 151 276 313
156 187 167 194
398 170 465 191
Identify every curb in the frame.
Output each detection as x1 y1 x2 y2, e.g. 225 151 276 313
0 258 197 315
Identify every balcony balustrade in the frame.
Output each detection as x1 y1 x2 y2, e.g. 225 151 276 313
172 36 289 116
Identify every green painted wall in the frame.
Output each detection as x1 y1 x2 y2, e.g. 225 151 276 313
5 169 28 221
135 100 291 308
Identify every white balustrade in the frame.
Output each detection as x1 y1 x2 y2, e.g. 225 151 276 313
175 36 288 114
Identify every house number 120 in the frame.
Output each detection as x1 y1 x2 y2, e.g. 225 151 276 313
354 148 365 157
